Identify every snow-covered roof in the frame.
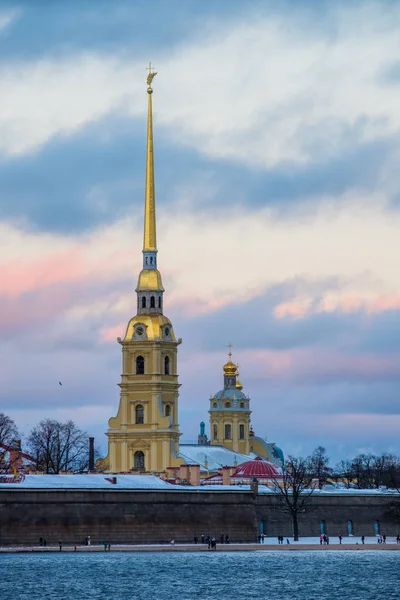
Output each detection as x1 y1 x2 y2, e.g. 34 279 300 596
179 444 257 471
0 474 398 495
0 474 172 490
257 486 400 496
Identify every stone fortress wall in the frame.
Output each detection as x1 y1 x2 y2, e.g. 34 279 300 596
0 489 397 546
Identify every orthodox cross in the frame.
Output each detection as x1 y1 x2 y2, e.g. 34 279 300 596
227 342 233 357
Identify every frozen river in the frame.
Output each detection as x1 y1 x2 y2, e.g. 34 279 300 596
0 550 398 599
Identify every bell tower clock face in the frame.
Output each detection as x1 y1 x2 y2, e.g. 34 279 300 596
133 324 147 340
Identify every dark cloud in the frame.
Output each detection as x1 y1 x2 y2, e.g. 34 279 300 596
1 118 393 233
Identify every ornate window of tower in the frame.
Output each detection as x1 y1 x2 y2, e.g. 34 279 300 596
134 451 145 470
225 424 232 440
150 296 155 308
158 297 162 309
165 404 171 417
136 356 145 375
213 424 218 439
135 404 144 424
239 424 245 439
165 356 170 375
142 297 146 308
225 401 231 408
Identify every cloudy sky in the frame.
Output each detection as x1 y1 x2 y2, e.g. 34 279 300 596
1 0 400 463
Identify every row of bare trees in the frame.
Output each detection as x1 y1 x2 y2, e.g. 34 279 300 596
0 412 97 474
270 447 400 540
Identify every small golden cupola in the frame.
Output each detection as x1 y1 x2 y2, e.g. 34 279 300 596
223 350 237 381
236 368 243 391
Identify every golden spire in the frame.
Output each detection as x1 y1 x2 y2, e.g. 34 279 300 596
143 62 157 252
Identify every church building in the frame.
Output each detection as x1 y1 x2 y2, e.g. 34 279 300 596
105 67 283 475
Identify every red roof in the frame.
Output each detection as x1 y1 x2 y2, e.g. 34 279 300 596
203 456 282 484
233 456 280 479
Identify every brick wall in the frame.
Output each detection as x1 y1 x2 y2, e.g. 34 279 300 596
0 489 397 546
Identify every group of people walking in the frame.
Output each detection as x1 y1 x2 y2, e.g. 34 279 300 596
193 534 230 548
320 534 330 545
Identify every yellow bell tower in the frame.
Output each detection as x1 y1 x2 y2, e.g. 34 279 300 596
106 65 183 473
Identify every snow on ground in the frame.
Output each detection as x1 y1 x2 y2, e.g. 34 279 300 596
257 536 399 545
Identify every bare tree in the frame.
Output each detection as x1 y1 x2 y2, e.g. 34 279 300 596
0 413 19 447
333 460 354 488
0 413 20 474
270 456 315 541
351 454 376 489
27 419 89 474
307 446 331 487
373 454 399 489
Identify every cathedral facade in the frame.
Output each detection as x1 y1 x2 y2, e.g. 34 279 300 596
105 68 283 474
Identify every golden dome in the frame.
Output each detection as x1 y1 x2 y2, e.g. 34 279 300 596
136 269 164 292
249 425 255 437
223 352 237 376
236 374 243 391
122 314 176 342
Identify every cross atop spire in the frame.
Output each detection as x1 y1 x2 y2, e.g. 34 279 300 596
146 62 157 89
227 342 233 357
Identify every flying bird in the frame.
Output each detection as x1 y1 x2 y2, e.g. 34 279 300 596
59 382 62 386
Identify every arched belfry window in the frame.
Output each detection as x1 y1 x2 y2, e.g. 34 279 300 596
225 424 232 440
134 451 145 470
225 401 231 408
213 424 218 440
150 296 155 308
165 404 171 417
159 297 162 309
135 404 144 424
165 356 170 375
239 424 245 440
141 297 146 309
136 356 144 375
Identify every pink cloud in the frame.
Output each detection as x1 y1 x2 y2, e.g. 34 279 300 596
100 323 126 342
233 348 400 383
0 246 88 298
274 293 400 320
